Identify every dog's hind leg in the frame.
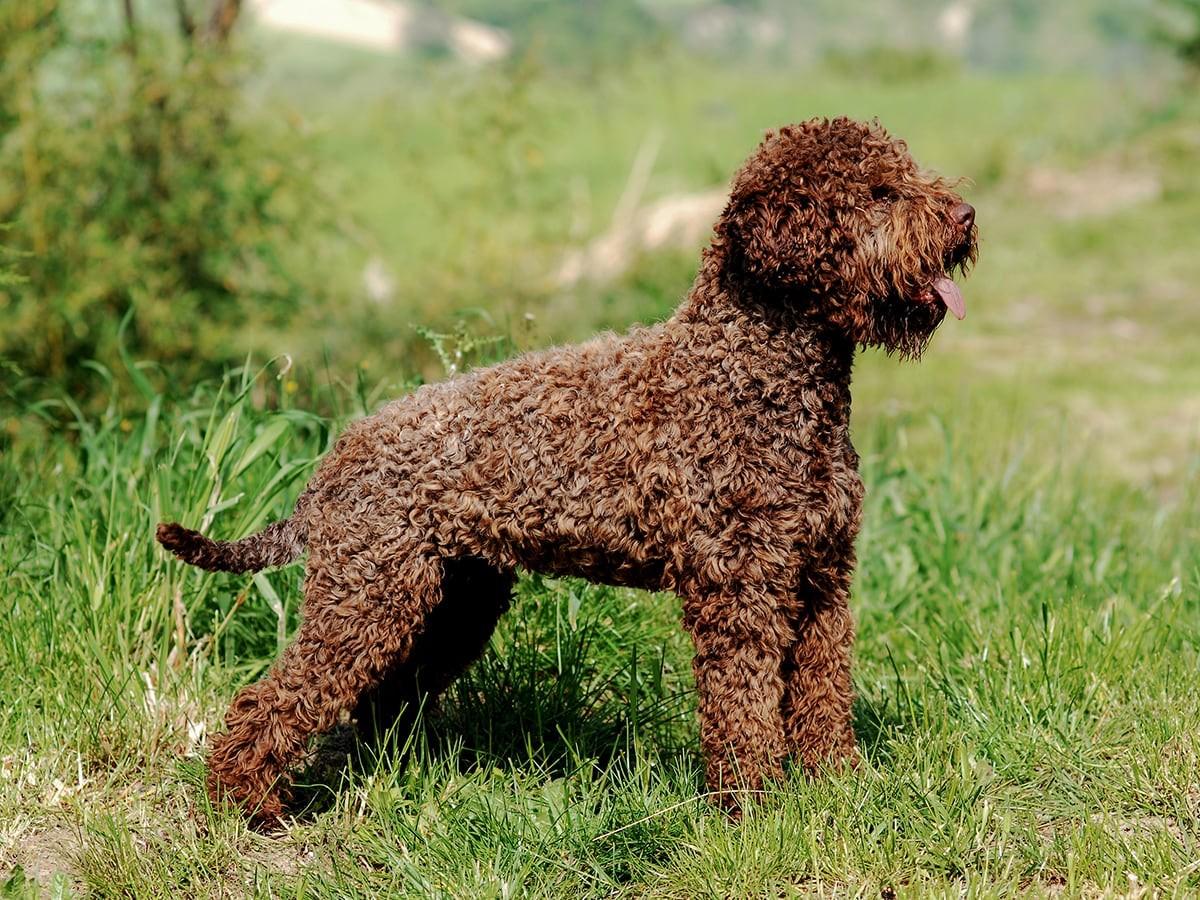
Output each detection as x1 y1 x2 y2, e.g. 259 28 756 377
204 551 442 828
353 558 515 744
780 567 858 771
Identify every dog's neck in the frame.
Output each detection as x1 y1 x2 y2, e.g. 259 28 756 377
670 251 857 403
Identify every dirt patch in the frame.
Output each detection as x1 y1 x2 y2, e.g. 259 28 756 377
0 823 81 893
243 836 317 879
557 189 727 286
1038 812 1188 846
1026 161 1160 220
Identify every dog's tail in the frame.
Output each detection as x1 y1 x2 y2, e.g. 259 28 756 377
156 515 307 573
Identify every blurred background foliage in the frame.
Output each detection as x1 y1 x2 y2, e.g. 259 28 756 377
0 0 1198 414
0 1 338 394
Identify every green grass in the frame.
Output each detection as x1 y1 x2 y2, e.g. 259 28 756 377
4 34 1200 899
1 363 1197 897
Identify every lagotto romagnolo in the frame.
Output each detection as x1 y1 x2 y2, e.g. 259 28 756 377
159 117 978 828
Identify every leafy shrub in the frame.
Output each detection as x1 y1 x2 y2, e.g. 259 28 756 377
1153 0 1200 70
0 2 330 394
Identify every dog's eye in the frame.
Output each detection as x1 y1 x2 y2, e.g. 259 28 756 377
869 185 898 203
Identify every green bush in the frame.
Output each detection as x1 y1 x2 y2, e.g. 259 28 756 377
0 2 329 393
1154 0 1200 70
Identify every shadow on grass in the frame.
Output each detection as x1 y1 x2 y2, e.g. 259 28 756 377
852 683 931 768
287 676 917 824
287 638 697 822
281 573 922 823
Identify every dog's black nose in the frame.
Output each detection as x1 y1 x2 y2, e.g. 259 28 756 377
953 202 975 229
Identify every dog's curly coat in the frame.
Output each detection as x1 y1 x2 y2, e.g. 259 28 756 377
159 117 977 827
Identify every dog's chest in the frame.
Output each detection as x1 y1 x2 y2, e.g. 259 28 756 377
764 404 864 548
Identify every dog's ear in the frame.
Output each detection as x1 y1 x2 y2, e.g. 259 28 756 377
717 118 873 299
719 185 830 294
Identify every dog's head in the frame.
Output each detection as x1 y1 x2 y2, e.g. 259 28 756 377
716 117 977 357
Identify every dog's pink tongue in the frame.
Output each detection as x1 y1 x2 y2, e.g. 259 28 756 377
934 276 966 320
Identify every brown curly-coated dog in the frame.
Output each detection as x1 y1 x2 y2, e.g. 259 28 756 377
158 117 977 827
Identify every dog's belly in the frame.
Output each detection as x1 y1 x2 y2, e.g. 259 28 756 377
450 483 673 592
520 543 667 591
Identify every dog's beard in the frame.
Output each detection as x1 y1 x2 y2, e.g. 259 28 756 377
861 295 947 359
853 230 973 358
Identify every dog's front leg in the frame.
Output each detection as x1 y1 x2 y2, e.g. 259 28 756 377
682 580 792 813
780 566 858 772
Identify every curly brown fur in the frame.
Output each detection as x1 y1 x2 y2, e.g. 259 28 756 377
156 519 306 574
158 117 977 827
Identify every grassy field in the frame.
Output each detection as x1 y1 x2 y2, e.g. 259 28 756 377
3 41 1200 898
